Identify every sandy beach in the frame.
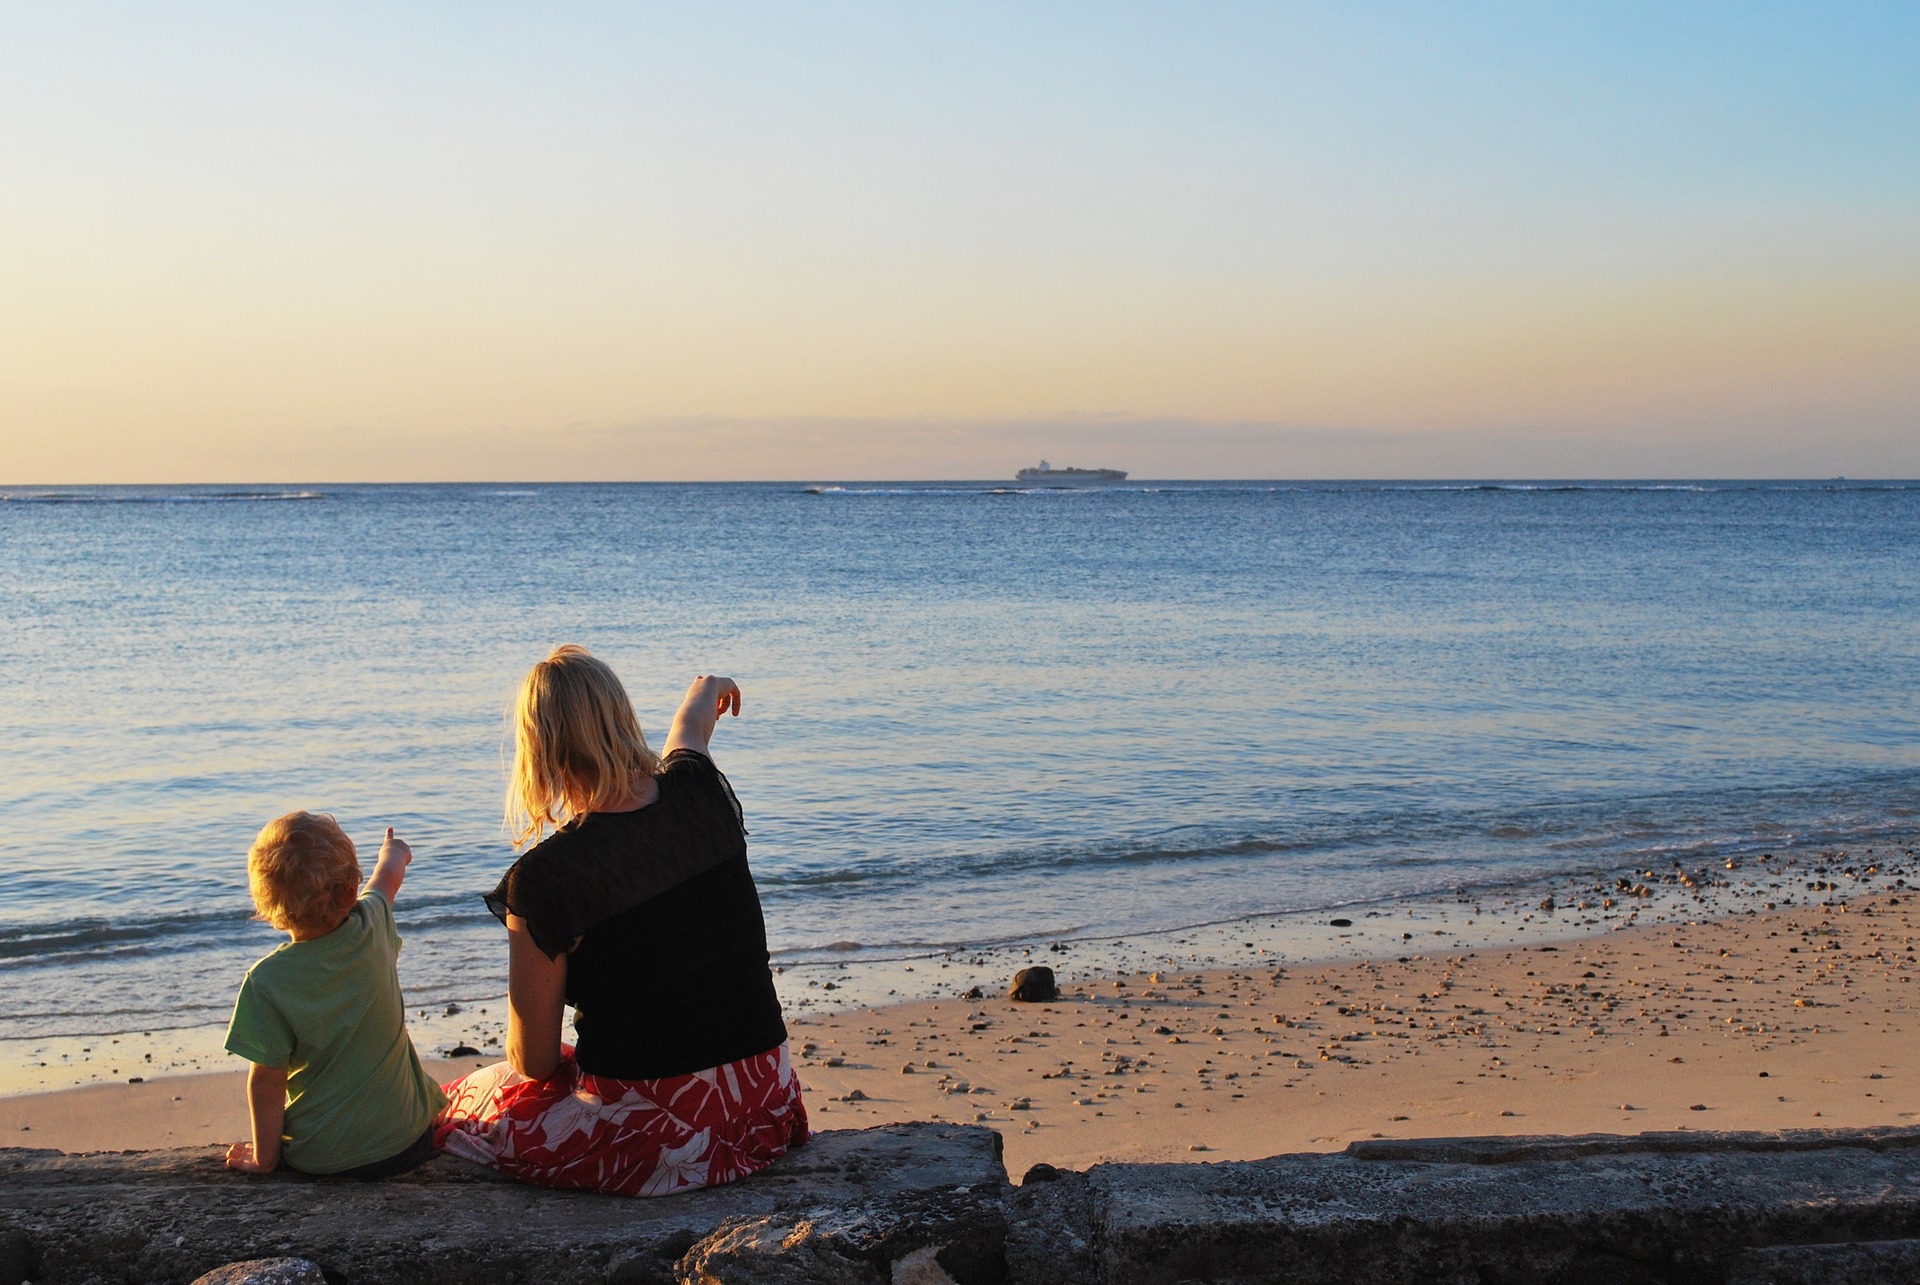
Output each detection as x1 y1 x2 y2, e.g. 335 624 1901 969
6 855 1911 1182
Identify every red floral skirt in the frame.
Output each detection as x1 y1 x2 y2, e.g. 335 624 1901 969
433 1042 809 1197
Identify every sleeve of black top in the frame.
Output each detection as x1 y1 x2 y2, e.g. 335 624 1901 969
484 853 577 961
661 748 747 835
483 757 746 961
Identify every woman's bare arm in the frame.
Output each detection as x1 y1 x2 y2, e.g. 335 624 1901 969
663 675 741 758
505 914 568 1081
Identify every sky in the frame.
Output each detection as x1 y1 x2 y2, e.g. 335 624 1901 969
2 3 1916 481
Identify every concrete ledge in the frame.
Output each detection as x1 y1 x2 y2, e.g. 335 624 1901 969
5 1124 1920 1283
1727 1237 1920 1285
1344 1124 1920 1164
1013 1126 1920 1284
0 1124 1007 1285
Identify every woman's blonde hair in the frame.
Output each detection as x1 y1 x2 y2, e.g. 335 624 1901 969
507 644 661 847
248 811 361 936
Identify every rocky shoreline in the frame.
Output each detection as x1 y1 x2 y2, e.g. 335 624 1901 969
6 1121 1920 1284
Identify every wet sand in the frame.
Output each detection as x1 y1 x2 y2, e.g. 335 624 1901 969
5 878 1912 1180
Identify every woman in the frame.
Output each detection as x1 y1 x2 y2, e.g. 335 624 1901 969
435 645 808 1196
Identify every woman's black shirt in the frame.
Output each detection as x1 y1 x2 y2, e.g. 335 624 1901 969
484 749 787 1079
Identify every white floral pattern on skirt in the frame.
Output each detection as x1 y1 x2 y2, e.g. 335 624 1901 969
434 1042 809 1196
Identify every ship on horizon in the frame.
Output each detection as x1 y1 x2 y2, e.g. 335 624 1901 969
1016 460 1128 483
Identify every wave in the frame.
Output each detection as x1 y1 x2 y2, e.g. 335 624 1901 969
0 907 257 963
801 484 1054 496
750 770 1920 900
0 887 499 967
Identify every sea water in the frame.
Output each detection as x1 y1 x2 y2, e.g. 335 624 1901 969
1 481 1916 1066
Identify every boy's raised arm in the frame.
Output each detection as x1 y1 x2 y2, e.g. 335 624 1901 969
365 827 412 905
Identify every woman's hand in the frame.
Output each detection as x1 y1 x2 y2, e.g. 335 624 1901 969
708 676 742 719
664 675 742 757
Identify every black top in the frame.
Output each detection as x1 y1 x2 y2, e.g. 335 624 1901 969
484 749 787 1079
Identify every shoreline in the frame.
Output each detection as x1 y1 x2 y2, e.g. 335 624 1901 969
4 836 1909 1097
3 841 1912 1178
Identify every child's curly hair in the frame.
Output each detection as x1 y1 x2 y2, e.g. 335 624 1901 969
248 811 361 936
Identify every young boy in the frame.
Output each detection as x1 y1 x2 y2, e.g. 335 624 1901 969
224 812 446 1177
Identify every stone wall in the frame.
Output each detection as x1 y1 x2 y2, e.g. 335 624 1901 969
4 1124 1918 1284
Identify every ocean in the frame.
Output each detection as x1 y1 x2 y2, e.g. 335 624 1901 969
2 480 1916 1074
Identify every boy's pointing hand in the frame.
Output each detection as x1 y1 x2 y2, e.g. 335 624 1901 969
380 827 413 867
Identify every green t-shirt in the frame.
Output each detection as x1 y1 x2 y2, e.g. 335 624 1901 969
225 889 447 1174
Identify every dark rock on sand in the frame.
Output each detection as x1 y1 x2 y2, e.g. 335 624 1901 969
1008 967 1058 1003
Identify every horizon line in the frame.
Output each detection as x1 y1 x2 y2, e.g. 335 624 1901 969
3 475 1912 489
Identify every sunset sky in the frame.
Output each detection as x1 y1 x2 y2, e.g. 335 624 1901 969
3 3 1916 481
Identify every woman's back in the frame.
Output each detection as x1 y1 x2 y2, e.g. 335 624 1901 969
486 748 786 1079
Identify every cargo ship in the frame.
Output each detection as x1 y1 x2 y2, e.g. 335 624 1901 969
1016 460 1127 483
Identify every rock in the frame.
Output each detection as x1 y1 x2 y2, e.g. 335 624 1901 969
1008 967 1057 1003
890 1244 961 1284
607 1230 699 1284
1072 1127 1920 1283
680 1215 879 1284
963 986 984 1000
0 1123 1005 1285
1727 1237 1920 1284
6 1124 1920 1284
681 1185 1009 1285
0 1227 38 1285
446 1044 482 1057
191 1258 328 1285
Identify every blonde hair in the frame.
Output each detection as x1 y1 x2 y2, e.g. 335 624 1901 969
248 811 361 936
507 644 661 847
